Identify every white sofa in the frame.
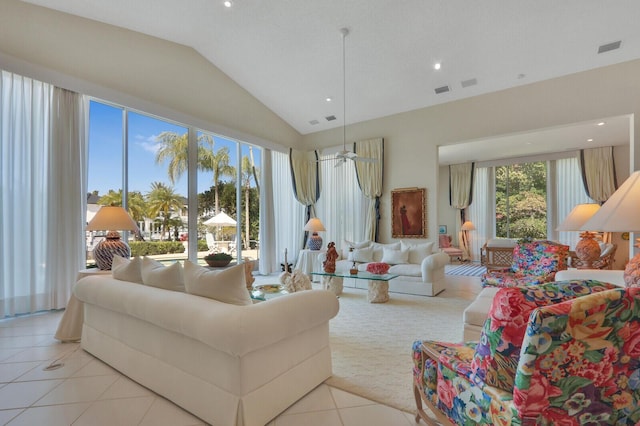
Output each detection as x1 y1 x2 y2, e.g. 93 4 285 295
462 269 625 341
326 240 450 297
74 274 339 426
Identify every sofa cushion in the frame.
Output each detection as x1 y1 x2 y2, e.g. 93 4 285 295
401 241 435 264
141 257 185 291
183 260 252 306
471 279 618 392
370 242 401 262
388 263 421 277
349 246 374 263
342 239 370 259
381 247 409 264
111 255 143 284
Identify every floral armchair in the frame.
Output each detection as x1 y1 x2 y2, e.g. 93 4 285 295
481 240 569 288
412 279 640 425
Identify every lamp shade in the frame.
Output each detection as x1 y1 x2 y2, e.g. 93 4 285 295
581 171 640 232
461 221 476 231
87 206 138 231
556 203 601 231
304 218 326 233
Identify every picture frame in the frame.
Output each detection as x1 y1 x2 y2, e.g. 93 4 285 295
391 187 427 238
438 225 447 235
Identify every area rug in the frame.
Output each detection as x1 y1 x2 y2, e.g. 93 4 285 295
446 263 487 277
326 288 470 413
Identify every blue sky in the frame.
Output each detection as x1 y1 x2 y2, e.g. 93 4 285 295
88 100 261 197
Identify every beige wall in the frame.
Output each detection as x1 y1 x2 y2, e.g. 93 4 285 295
0 0 301 149
302 60 640 248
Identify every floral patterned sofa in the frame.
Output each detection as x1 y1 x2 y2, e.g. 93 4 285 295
481 240 569 288
413 279 640 425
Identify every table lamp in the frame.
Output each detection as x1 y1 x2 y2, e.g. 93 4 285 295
556 203 601 269
87 206 139 270
581 171 640 286
304 217 326 250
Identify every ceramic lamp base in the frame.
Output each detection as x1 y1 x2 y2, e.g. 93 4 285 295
93 232 131 270
574 232 601 269
624 253 640 287
307 233 323 251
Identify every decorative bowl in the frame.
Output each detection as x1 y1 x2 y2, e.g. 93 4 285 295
366 262 390 275
205 258 232 267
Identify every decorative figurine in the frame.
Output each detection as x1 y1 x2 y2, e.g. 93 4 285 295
323 241 339 273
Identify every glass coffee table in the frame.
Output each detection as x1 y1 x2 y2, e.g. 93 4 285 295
311 271 399 303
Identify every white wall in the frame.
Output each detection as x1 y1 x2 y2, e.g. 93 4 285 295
302 60 640 248
0 0 301 150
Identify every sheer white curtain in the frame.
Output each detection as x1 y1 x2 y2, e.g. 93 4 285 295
271 150 306 268
467 167 493 262
315 152 367 247
554 157 593 249
1 71 87 316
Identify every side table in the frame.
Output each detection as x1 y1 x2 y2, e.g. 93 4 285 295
54 268 111 342
295 249 326 282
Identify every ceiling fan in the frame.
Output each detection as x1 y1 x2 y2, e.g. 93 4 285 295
321 28 376 166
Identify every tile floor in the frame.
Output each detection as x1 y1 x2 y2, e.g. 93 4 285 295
0 269 479 426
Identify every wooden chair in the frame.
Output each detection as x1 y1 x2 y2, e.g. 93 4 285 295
480 238 517 271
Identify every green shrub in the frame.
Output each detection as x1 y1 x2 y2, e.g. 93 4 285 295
129 241 185 257
197 239 208 251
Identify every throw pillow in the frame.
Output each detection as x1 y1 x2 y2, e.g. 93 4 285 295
370 242 401 262
342 239 370 259
111 255 143 284
183 260 252 306
141 257 185 292
381 247 409 265
470 279 619 392
349 247 374 263
401 241 435 264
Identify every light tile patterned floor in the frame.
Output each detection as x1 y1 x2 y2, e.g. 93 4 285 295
0 270 479 425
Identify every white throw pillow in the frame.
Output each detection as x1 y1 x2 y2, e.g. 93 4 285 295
183 260 252 306
342 239 371 259
381 247 409 265
349 247 374 263
401 241 435 264
141 257 185 292
370 242 401 262
111 255 143 284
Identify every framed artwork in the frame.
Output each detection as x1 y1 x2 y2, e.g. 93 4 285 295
391 187 427 238
438 225 447 234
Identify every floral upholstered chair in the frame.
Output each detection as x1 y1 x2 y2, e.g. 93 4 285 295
481 240 569 288
412 279 640 426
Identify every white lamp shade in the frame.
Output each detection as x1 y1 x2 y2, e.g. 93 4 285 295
86 206 138 232
556 203 600 231
461 221 476 231
304 217 326 233
581 171 640 232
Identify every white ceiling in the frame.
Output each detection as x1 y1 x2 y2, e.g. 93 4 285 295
23 0 640 162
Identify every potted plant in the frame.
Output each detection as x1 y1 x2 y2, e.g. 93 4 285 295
204 252 233 267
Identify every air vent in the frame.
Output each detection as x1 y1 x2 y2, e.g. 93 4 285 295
598 40 621 54
309 119 319 125
461 78 477 88
434 85 450 94
325 115 337 121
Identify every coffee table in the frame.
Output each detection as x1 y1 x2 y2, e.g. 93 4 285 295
311 271 399 303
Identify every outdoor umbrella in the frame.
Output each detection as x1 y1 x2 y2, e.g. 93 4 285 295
203 211 237 227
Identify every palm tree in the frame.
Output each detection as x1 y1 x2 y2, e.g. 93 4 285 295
146 182 184 240
241 155 257 248
207 147 236 215
154 131 214 184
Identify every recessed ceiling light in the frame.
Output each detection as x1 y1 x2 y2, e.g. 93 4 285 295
434 63 441 70
223 0 233 7
326 97 332 102
587 138 594 142
597 122 606 126
517 73 526 79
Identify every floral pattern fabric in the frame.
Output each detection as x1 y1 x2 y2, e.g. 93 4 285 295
482 240 569 288
471 280 618 393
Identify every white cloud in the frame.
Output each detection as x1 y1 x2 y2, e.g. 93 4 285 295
139 141 161 154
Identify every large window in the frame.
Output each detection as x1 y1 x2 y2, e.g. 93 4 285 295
87 100 261 266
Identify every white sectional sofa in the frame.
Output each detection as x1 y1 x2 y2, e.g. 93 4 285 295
462 269 625 341
74 273 339 426
327 240 450 297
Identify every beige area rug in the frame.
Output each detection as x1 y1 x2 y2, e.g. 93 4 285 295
325 287 472 413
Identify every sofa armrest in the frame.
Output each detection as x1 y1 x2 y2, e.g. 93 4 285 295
421 251 449 282
555 269 624 286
